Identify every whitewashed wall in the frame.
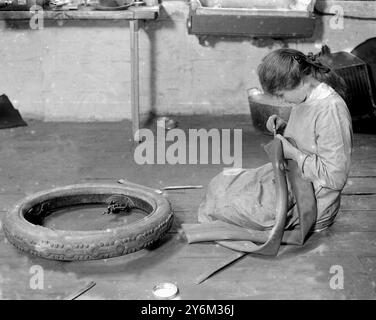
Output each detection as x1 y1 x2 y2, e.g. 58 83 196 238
0 0 375 121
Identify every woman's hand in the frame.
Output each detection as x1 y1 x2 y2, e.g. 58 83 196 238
275 134 299 160
266 115 286 134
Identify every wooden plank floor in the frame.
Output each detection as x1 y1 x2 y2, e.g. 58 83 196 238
0 115 375 300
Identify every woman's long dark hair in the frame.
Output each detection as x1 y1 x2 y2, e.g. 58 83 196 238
257 48 347 101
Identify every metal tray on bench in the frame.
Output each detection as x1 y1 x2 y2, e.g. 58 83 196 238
187 0 316 38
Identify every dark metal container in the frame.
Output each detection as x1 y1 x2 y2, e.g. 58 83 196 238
321 52 376 120
247 88 292 134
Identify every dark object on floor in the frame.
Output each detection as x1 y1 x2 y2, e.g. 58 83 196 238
143 110 157 128
352 38 376 94
321 52 376 122
315 46 376 132
351 38 376 133
0 94 27 129
2 183 173 261
103 194 135 215
322 51 376 134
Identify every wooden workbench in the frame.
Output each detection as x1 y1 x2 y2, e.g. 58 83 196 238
0 5 161 141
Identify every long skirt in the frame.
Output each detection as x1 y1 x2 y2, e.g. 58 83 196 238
198 163 299 231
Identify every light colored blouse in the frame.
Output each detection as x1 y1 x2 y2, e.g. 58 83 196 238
284 82 353 226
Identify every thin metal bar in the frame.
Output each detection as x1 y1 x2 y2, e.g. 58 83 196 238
195 252 247 285
163 185 203 190
64 281 96 300
130 19 140 142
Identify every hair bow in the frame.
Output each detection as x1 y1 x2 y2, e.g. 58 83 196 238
293 52 331 74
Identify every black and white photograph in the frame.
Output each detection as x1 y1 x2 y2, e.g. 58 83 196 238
0 0 376 304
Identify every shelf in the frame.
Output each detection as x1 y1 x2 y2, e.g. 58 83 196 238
0 5 160 20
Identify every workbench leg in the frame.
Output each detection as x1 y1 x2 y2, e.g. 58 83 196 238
130 19 140 142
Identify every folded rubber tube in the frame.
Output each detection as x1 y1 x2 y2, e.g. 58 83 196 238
181 137 317 255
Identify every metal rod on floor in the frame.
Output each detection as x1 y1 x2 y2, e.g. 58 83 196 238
64 281 96 300
130 19 140 142
195 252 247 284
163 185 203 190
